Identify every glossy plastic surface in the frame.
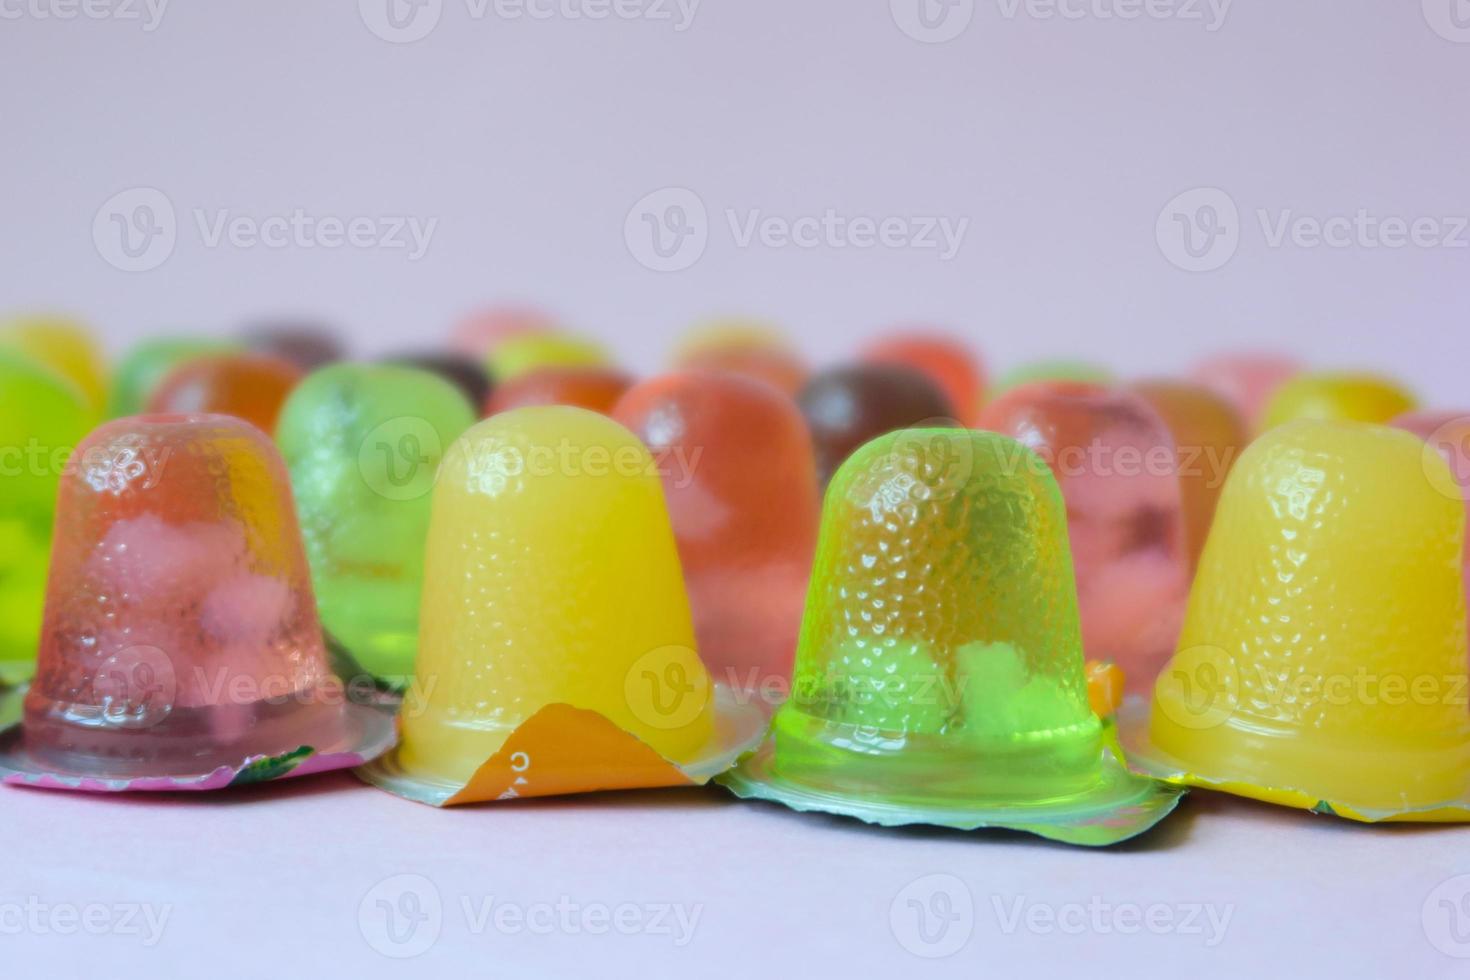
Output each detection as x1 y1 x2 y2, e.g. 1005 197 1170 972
21 414 347 777
721 429 1182 844
1393 410 1470 632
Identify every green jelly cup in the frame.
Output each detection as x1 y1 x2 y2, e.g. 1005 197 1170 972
0 350 97 685
717 428 1183 846
276 363 476 683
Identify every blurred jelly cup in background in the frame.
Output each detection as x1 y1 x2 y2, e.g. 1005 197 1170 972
978 381 1188 693
0 351 97 685
146 353 304 435
673 321 809 397
240 320 346 371
614 371 820 693
0 315 110 415
860 329 986 425
1128 380 1247 571
276 364 476 682
362 406 763 803
450 305 560 359
1191 351 1301 433
798 364 957 486
1124 420 1470 821
719 429 1182 845
380 351 493 412
487 332 610 383
2 414 392 788
110 337 242 418
1261 370 1416 429
487 366 633 417
993 360 1112 397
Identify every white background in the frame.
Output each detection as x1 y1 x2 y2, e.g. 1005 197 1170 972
1 1 1467 399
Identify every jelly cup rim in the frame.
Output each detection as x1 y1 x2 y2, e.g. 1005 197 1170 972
1115 697 1470 823
0 691 397 793
717 728 1184 846
355 682 768 807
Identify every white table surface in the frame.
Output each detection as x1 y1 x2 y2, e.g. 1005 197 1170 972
5 768 1466 978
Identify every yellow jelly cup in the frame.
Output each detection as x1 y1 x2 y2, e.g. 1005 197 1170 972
1120 420 1470 821
356 407 765 805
